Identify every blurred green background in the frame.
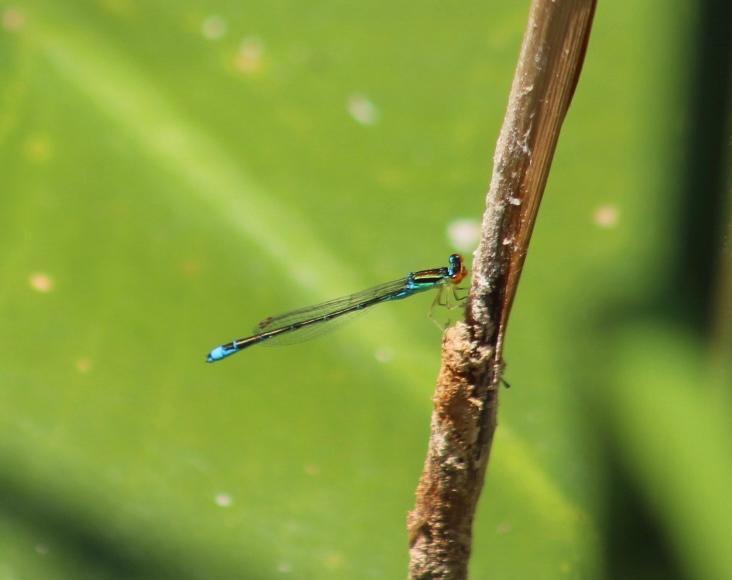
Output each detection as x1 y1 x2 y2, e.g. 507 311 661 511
1 0 730 578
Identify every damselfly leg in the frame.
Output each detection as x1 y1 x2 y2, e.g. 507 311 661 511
428 283 469 329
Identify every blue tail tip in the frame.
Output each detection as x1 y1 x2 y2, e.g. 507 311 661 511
206 344 236 363
206 346 226 363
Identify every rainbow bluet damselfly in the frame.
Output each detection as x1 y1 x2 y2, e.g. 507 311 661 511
206 254 468 363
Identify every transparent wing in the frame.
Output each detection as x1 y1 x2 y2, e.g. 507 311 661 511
259 308 369 347
253 276 410 335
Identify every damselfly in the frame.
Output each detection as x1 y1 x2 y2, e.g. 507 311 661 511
206 254 468 363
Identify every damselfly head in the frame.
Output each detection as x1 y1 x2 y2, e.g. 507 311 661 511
448 253 468 284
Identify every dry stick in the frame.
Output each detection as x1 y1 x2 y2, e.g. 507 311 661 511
407 1 597 578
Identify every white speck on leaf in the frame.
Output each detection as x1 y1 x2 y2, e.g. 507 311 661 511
202 15 227 40
75 358 93 374
214 493 233 507
29 273 54 293
594 204 619 228
496 522 512 534
2 7 25 31
35 544 49 556
347 94 379 126
447 218 480 252
235 37 264 73
374 346 394 363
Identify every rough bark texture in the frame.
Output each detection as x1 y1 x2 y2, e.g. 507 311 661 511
408 1 597 578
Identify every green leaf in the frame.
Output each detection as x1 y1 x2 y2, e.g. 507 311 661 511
0 1 706 578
